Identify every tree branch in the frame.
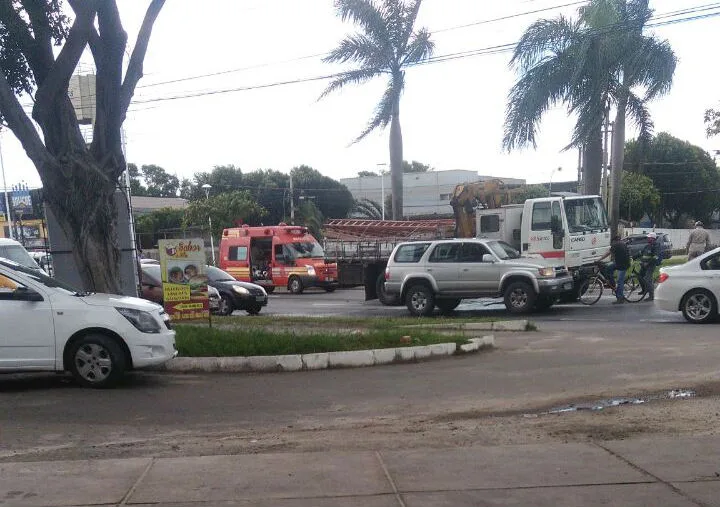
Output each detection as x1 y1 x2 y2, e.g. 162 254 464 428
0 71 53 173
32 1 98 124
119 0 165 123
0 0 45 78
67 0 104 63
20 0 56 72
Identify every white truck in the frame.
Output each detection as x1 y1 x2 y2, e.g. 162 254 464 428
473 195 611 279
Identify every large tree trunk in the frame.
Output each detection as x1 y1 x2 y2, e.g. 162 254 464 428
583 128 603 195
389 106 403 220
610 92 628 237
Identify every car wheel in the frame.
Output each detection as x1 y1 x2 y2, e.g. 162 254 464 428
681 289 717 324
405 283 435 317
288 277 304 294
218 294 234 316
436 298 462 314
246 304 262 316
69 334 126 388
377 273 401 306
503 281 537 314
324 287 336 293
265 286 275 294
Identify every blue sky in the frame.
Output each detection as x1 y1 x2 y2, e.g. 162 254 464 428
1 0 718 190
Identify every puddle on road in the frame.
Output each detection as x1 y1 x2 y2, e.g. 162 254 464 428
524 389 697 418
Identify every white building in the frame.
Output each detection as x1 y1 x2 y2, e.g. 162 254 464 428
341 170 525 218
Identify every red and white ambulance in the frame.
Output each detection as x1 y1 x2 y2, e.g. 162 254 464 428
219 224 339 294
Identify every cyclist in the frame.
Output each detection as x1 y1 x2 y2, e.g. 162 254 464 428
636 232 662 301
597 235 630 304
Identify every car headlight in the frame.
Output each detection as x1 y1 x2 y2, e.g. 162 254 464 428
116 307 161 334
306 266 316 276
538 267 555 278
232 285 250 295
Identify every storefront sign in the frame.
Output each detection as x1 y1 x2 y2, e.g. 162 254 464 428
158 239 209 321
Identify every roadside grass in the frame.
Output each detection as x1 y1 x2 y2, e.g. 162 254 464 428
211 315 498 330
174 325 468 357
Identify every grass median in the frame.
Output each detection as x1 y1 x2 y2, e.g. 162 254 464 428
173 316 486 357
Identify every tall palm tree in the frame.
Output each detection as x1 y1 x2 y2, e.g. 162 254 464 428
322 0 434 220
583 0 676 233
504 0 675 224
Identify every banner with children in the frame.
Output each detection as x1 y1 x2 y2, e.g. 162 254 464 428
158 239 209 321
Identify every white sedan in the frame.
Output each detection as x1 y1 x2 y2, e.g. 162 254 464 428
655 248 720 324
0 258 177 387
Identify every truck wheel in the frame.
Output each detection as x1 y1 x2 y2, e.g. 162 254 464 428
68 334 126 389
436 298 461 314
377 273 400 306
288 276 304 294
405 283 435 317
504 281 536 314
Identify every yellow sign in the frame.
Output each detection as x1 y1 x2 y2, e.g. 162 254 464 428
158 238 209 321
162 283 191 302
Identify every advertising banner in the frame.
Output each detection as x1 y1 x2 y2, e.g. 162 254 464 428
158 239 209 321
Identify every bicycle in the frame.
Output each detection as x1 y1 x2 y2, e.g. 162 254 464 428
623 258 652 303
577 262 641 305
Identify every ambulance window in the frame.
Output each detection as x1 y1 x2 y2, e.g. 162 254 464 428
531 202 552 231
228 246 247 261
480 214 500 233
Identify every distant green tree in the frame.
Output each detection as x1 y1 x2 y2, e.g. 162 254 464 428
402 160 432 173
357 170 378 177
351 198 384 219
625 133 720 226
184 190 266 237
296 200 324 238
619 171 660 222
291 165 354 221
128 163 148 196
128 163 180 197
134 208 186 249
509 184 549 203
706 108 720 138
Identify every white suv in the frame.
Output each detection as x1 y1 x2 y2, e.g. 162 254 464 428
0 258 177 388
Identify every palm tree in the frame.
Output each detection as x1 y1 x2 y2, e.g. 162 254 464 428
584 0 676 233
504 0 676 225
351 198 384 219
322 0 434 220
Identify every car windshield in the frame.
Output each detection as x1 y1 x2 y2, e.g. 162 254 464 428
0 260 79 295
563 197 608 233
285 240 325 259
206 266 235 282
487 241 521 260
0 245 41 269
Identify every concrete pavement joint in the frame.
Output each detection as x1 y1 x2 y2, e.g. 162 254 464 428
119 457 155 506
375 451 406 507
593 442 711 507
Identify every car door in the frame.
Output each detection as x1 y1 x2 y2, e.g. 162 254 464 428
0 269 56 369
700 252 720 301
458 242 501 294
426 242 461 294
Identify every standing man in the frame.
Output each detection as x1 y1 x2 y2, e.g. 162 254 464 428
598 235 630 304
639 232 661 301
686 221 710 261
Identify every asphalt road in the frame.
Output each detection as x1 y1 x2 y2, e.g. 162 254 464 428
256 286 686 328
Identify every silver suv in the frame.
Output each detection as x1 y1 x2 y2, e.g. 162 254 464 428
384 239 574 316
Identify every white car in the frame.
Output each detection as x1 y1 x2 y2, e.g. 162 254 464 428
0 258 177 387
655 247 720 324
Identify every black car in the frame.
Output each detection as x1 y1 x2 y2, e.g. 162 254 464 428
623 233 673 260
206 265 268 316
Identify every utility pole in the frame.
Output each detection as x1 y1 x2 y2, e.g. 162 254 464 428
289 172 295 224
0 134 13 239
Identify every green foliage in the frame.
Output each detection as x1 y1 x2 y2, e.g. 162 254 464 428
402 160 432 173
357 170 378 177
184 190 266 237
291 165 354 221
352 198 384 219
128 163 180 197
625 133 720 226
509 184 549 203
134 207 186 249
295 199 324 238
706 108 720 138
618 171 660 222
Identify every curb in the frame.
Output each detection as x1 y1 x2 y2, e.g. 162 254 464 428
160 335 495 373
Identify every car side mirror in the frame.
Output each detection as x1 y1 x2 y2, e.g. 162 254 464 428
13 286 43 302
481 254 495 263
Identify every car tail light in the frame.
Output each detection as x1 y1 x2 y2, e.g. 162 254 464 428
384 268 390 280
658 272 669 283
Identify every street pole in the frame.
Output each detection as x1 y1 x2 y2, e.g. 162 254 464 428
0 135 14 239
202 184 216 265
377 163 387 220
289 173 295 224
549 167 562 196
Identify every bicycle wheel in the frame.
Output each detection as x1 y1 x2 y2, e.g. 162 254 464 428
623 274 646 303
578 276 603 305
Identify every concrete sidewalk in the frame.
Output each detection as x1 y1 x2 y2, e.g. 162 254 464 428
1 436 718 507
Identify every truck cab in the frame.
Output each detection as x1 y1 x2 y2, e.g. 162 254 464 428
219 224 339 294
476 196 611 274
